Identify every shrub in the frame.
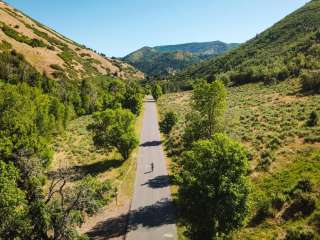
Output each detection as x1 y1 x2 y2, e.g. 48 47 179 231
160 111 178 134
283 194 316 220
0 40 12 51
289 179 313 195
50 64 63 71
257 150 275 170
304 135 320 143
301 70 320 92
285 227 315 240
306 111 318 127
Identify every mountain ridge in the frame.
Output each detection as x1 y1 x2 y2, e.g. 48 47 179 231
123 41 239 77
168 0 319 89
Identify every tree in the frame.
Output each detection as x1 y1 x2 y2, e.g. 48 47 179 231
151 83 162 101
91 108 138 159
122 80 144 115
160 111 178 134
47 174 111 240
183 80 227 146
177 134 250 239
0 160 30 239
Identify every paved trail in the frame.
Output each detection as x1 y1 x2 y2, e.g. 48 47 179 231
126 96 177 240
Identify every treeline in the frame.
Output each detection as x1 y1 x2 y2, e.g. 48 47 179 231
0 49 144 239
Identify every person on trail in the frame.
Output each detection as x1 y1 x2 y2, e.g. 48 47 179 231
151 162 154 172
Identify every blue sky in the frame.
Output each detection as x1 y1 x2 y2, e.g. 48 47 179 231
6 0 308 57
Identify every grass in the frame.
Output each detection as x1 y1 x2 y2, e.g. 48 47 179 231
157 79 320 239
0 40 12 51
0 22 47 48
49 105 144 216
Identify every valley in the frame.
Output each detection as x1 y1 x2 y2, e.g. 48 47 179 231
0 0 320 239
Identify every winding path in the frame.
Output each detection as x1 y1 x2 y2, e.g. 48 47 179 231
126 96 177 240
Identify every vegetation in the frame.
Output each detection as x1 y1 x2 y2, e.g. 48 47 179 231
151 83 162 101
90 108 139 160
162 0 320 91
1 23 47 48
183 80 226 147
123 41 239 77
177 134 250 239
160 111 178 134
158 79 320 239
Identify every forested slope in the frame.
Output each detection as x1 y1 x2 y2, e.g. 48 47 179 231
167 0 320 91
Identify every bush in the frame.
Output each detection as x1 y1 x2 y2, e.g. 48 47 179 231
160 111 178 134
50 64 64 71
257 150 275 170
306 111 318 127
301 70 320 92
283 194 316 220
285 227 315 240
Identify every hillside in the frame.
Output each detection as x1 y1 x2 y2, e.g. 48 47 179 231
123 41 239 77
0 1 143 80
158 80 320 239
168 0 320 89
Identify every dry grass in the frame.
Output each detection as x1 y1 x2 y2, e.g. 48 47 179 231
0 1 144 80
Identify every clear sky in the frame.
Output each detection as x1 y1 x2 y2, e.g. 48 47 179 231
5 0 308 57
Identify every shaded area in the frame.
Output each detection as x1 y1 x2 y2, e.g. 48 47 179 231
48 159 124 181
141 175 170 189
140 140 162 147
86 199 175 239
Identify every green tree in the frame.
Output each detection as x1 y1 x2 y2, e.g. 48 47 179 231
183 80 227 146
0 160 30 239
91 108 138 159
151 83 162 101
122 80 144 115
160 111 178 134
177 134 250 239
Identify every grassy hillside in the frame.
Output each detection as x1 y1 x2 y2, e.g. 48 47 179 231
0 1 143 80
123 41 239 77
158 80 320 239
168 0 320 90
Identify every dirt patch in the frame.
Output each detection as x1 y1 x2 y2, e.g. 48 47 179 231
79 198 131 240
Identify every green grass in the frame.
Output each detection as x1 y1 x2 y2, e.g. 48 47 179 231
0 22 47 48
0 40 12 51
157 80 320 239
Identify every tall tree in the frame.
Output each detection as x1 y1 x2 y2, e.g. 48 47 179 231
151 83 162 101
177 133 250 239
183 80 227 146
91 108 138 160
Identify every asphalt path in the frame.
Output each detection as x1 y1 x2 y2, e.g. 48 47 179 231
126 96 177 240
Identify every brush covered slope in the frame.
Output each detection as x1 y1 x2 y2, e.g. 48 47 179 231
0 1 143 80
168 0 320 90
123 41 239 77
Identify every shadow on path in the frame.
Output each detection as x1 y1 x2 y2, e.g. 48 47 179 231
140 140 162 147
141 175 170 189
86 198 175 239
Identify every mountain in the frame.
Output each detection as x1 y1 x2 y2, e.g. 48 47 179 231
123 41 239 77
0 1 143 80
169 0 320 90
